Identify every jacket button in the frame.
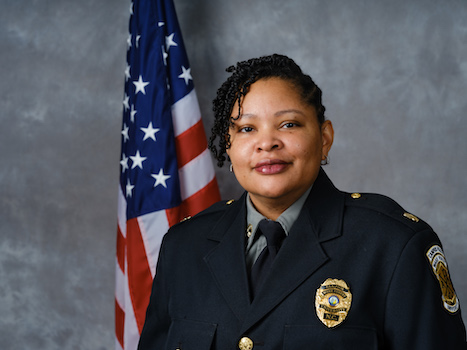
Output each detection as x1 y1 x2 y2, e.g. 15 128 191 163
238 336 253 350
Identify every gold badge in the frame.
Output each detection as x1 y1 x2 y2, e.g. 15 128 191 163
315 278 352 328
426 245 459 313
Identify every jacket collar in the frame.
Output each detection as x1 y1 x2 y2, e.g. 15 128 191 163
302 167 345 242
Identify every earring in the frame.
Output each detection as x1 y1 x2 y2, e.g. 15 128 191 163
230 164 233 172
321 155 329 166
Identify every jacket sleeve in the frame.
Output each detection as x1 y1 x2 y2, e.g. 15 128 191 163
384 228 467 349
137 236 171 350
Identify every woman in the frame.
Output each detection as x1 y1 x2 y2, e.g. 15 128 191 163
138 54 466 349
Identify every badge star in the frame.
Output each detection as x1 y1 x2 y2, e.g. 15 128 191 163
151 169 171 188
178 66 192 85
124 65 131 81
130 150 147 169
126 179 135 197
165 33 178 50
133 75 149 95
120 154 129 173
121 124 129 142
130 104 137 122
123 94 130 111
141 122 160 141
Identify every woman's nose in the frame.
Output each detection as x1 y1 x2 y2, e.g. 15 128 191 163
256 129 282 152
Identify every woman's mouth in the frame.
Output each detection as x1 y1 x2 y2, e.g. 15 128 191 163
254 159 290 174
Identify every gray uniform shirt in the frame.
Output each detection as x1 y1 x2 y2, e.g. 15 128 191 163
245 187 312 270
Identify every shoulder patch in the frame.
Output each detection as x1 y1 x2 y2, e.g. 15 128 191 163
426 245 459 313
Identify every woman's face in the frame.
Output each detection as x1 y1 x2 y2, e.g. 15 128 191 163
227 77 333 216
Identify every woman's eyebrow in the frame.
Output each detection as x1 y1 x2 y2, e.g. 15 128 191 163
274 109 305 117
237 113 257 119
233 109 305 121
237 109 305 119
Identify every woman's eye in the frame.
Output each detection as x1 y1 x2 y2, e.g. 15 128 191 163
282 122 298 128
239 126 253 133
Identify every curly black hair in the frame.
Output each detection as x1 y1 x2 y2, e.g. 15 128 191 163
208 54 326 167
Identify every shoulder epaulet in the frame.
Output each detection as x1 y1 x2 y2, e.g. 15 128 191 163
172 198 238 227
344 192 431 232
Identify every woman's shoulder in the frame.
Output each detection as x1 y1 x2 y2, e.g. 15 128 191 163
165 196 244 238
342 191 433 234
183 198 240 223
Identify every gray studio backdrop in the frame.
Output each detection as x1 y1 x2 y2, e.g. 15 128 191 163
1 0 466 348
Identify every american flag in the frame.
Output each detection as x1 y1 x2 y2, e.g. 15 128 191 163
115 0 220 349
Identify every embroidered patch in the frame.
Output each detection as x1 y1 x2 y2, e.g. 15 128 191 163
426 245 459 313
315 278 352 328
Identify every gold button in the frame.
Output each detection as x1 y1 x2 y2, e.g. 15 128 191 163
403 212 419 222
238 336 253 350
226 199 235 205
351 193 361 199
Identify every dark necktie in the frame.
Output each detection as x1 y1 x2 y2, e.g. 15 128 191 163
249 219 286 299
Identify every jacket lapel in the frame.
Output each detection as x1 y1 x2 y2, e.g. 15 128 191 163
240 169 345 332
203 194 251 322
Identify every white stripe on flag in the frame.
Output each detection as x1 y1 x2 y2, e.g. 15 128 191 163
171 89 201 137
115 259 126 311
118 186 127 238
137 210 170 277
178 148 216 200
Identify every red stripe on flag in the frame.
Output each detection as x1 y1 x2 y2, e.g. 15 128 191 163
165 206 181 228
116 225 126 273
126 218 154 333
166 177 221 227
175 119 208 168
181 177 220 215
115 298 125 348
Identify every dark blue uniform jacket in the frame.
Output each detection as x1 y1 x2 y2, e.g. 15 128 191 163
138 169 467 349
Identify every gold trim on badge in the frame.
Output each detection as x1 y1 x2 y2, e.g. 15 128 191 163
426 245 459 313
315 278 352 328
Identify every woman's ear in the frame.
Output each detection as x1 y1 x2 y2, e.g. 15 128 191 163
321 120 334 156
225 127 233 156
225 136 231 156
